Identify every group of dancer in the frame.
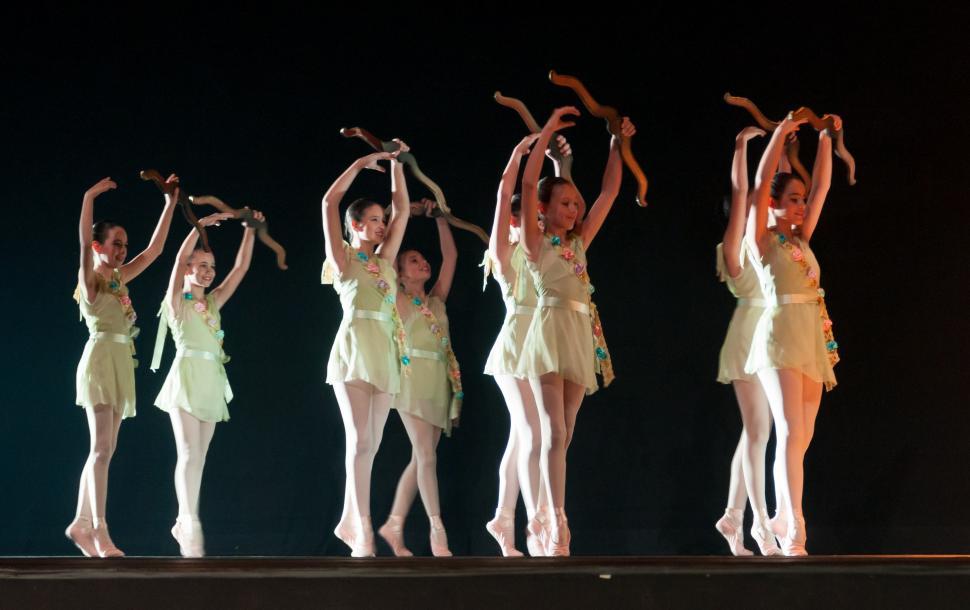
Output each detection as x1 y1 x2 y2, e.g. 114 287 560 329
66 104 841 559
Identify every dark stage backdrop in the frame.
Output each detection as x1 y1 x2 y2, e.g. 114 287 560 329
2 8 968 557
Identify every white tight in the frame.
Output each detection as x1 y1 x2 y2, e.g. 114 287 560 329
530 373 584 510
334 380 392 526
74 404 123 525
756 368 823 520
493 375 541 520
168 409 216 520
729 378 773 516
387 412 443 518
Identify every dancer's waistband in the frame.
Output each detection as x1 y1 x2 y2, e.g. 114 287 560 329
774 294 819 306
176 348 229 364
407 348 444 362
89 331 131 344
538 296 590 316
736 298 768 307
507 303 536 316
354 310 392 322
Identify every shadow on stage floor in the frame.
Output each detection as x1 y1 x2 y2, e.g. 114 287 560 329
2 555 969 609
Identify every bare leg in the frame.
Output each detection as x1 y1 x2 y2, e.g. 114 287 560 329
67 404 123 558
332 380 391 556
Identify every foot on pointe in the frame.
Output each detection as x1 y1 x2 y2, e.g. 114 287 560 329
378 516 414 557
65 517 99 558
486 514 524 558
92 520 125 558
715 510 754 557
429 516 452 557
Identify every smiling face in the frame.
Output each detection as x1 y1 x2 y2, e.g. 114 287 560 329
539 181 582 233
93 226 129 268
770 176 808 226
349 203 387 245
184 249 217 289
397 249 432 283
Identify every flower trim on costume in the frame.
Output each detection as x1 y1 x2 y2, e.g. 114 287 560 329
183 292 227 347
404 294 464 421
356 249 409 376
74 269 138 325
776 231 840 374
546 233 615 387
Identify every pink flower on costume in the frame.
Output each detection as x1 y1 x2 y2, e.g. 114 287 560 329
207 319 217 328
420 306 432 317
119 295 132 306
562 248 575 261
194 302 207 313
807 269 818 280
823 319 833 331
366 262 380 274
573 263 585 275
593 324 602 337
791 247 804 262
430 324 440 334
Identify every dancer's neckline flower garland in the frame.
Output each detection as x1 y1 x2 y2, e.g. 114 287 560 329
73 269 138 325
775 231 840 383
402 293 464 421
354 248 410 376
547 233 615 387
182 292 226 346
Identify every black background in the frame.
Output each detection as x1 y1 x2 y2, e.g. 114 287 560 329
2 6 968 556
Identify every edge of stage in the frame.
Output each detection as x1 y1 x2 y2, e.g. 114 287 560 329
3 555 970 609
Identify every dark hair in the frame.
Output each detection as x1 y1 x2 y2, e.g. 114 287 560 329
344 198 383 239
92 221 122 244
537 176 571 205
395 247 420 272
770 172 804 201
510 193 522 217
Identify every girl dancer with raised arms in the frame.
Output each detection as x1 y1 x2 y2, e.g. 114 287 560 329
151 209 263 557
322 141 412 557
518 107 635 556
747 113 841 556
68 176 178 557
714 126 782 556
378 200 462 557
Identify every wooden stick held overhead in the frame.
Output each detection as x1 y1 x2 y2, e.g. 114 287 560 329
494 91 573 180
190 195 288 270
548 70 648 207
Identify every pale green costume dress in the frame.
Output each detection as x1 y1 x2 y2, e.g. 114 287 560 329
716 240 766 383
745 234 837 389
395 296 458 434
153 293 232 423
484 245 537 377
323 242 402 394
75 269 139 418
517 236 600 395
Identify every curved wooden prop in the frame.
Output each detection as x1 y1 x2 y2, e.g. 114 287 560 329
189 195 288 270
494 91 573 180
139 169 211 252
724 93 857 186
548 70 648 207
791 107 858 185
340 127 490 244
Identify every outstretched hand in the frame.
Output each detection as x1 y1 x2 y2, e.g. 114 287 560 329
779 113 808 136
546 134 572 160
543 106 580 132
618 116 636 138
515 133 541 156
84 177 117 199
198 212 234 228
737 126 767 142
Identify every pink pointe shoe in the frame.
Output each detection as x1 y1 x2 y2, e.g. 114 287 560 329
91 519 125 558
65 517 99 558
378 515 414 557
780 516 808 557
526 515 548 557
751 515 782 557
171 517 205 558
486 510 524 557
547 508 571 557
335 517 376 557
715 509 754 557
429 515 452 557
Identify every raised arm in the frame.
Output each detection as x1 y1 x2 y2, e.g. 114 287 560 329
431 205 458 301
167 213 233 315
521 107 579 262
547 134 573 178
490 134 539 273
753 115 806 249
723 127 766 278
580 117 636 249
801 115 841 242
212 211 262 309
379 140 412 263
120 174 179 283
322 151 398 277
78 178 117 303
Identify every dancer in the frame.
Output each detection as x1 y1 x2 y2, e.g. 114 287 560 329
714 126 782 556
68 175 178 557
151 209 262 557
322 141 412 557
378 200 462 557
517 107 635 556
746 113 841 556
482 134 572 557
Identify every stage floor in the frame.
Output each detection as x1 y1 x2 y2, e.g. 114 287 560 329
3 555 969 609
